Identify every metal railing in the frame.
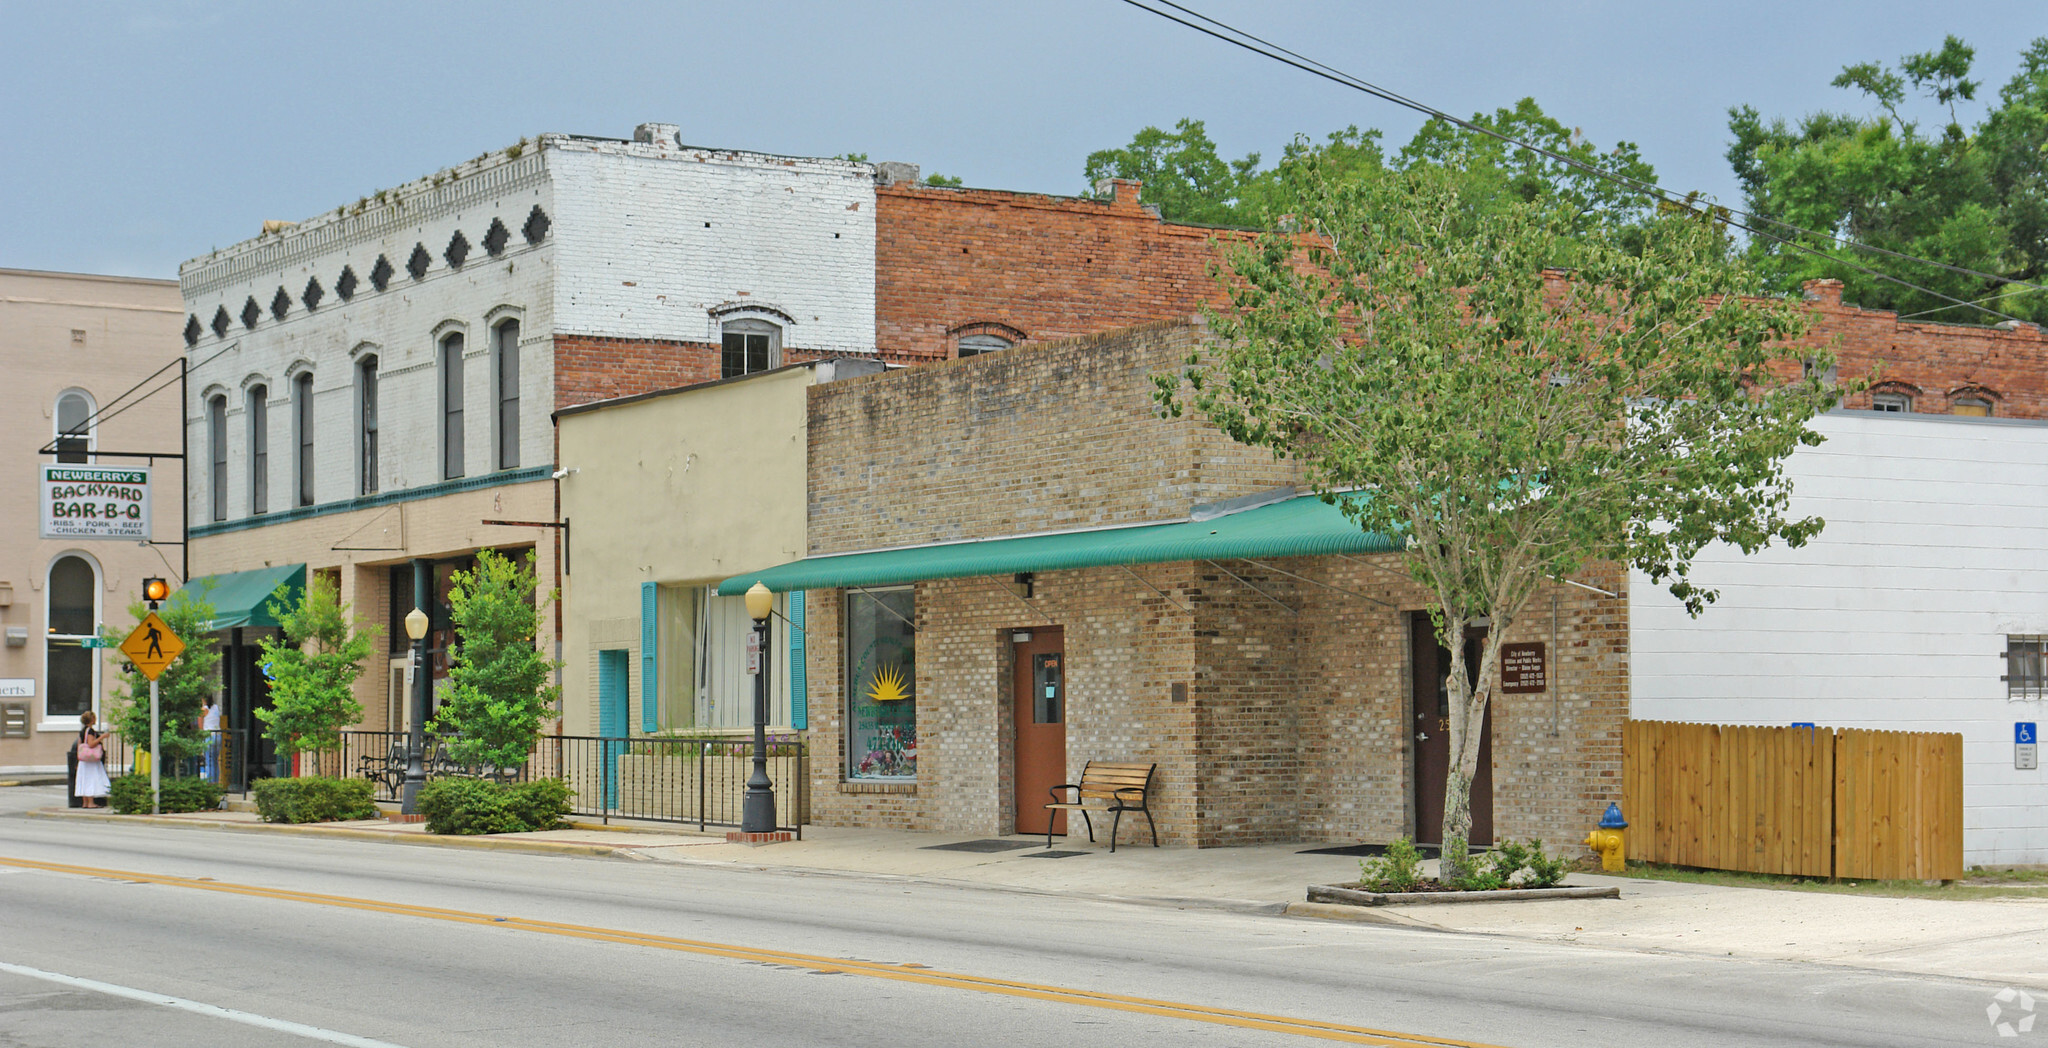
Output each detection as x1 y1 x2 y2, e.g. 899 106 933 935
322 730 808 835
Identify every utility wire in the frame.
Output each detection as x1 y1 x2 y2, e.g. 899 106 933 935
1122 0 2040 323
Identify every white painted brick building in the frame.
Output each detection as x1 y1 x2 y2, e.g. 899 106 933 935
174 124 877 759
180 124 876 527
1632 410 2048 865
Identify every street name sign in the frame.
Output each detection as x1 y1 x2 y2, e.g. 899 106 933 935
119 612 185 681
40 464 151 541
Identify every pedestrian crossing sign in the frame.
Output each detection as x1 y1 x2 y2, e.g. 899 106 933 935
119 612 185 681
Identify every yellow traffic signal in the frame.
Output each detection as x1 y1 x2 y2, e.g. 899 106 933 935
142 577 169 605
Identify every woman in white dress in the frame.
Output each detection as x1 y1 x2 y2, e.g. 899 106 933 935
74 710 110 808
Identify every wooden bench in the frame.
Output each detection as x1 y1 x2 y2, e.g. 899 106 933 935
1045 761 1157 852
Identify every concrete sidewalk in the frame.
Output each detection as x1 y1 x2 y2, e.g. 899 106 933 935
26 805 2048 990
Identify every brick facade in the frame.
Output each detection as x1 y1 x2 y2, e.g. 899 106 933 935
1796 280 2048 418
799 320 1629 847
873 179 1242 362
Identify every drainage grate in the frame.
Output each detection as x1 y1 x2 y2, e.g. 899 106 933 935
919 839 1045 853
1024 850 1090 859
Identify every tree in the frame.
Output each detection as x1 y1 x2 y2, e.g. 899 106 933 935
430 549 561 769
103 588 220 767
255 574 379 758
1161 158 1841 876
1083 118 1264 226
1727 36 2048 324
1083 100 1660 242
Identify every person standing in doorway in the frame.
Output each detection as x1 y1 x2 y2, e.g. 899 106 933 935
74 711 110 809
199 696 221 782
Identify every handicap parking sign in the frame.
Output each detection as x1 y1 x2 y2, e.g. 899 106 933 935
2021 723 2038 745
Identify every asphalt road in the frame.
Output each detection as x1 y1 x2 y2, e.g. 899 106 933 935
0 786 2016 1047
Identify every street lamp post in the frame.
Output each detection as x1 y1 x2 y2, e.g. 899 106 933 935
401 559 431 814
741 581 776 833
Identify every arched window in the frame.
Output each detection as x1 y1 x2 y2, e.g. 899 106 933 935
440 332 465 480
1953 397 1993 418
207 394 227 522
957 333 1013 357
248 384 269 515
54 390 93 463
45 555 98 721
495 319 520 470
293 371 315 507
357 356 379 496
721 318 780 379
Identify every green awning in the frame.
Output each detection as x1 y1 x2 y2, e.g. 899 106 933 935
717 495 1399 595
184 564 307 632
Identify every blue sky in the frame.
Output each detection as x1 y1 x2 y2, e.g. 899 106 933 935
2 1 2039 279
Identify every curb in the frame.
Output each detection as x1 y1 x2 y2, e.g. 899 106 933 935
22 808 622 859
1306 883 1622 907
1284 902 1443 926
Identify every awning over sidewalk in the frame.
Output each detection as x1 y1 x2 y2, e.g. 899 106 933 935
716 495 1400 595
186 563 307 632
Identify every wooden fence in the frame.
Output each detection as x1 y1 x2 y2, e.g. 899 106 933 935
1623 720 1962 880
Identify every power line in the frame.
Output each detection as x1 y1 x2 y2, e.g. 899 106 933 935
1122 0 2040 322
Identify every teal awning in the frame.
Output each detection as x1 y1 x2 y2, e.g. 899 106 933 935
184 564 307 632
717 496 1399 595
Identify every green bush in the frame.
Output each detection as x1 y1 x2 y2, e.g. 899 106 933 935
109 775 223 815
417 777 570 835
1358 836 1426 893
1467 838 1570 889
252 776 378 823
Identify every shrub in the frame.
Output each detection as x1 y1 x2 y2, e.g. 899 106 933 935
417 777 570 835
1473 838 1571 889
109 775 223 815
252 776 378 823
1358 836 1426 893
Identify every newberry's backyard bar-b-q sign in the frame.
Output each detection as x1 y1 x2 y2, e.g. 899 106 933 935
40 464 150 541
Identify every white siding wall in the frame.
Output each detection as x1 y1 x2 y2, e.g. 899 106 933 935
1631 411 2048 865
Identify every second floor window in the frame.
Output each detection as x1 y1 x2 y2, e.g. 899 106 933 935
294 372 315 507
358 357 379 496
721 319 780 379
441 333 465 480
248 384 268 514
1871 392 1911 413
54 390 92 463
207 394 227 521
495 319 520 470
957 333 1013 357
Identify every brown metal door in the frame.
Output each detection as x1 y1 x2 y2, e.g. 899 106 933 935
1410 614 1494 847
1012 629 1067 836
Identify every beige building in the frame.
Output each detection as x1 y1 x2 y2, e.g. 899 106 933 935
1 268 187 775
553 359 880 741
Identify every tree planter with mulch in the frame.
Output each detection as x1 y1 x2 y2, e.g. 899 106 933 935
1307 882 1619 906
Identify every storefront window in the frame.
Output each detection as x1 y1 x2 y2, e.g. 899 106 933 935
845 587 915 780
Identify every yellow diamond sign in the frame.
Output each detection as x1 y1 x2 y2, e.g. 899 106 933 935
119 612 185 681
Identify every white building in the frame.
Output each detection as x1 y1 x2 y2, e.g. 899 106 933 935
1632 410 2048 866
175 123 877 760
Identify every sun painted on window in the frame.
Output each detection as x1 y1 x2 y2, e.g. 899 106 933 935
846 588 915 780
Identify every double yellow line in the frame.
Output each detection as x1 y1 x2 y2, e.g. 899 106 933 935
2 855 1507 1048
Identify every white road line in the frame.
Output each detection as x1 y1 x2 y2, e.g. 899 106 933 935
0 960 411 1048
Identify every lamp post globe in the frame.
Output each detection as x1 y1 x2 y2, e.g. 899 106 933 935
741 582 777 833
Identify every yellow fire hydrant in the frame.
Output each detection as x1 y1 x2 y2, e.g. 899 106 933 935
1583 802 1627 872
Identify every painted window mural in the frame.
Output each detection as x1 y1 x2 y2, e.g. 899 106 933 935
845 587 915 780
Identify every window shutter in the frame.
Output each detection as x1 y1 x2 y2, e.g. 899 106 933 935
640 581 659 734
788 590 807 730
